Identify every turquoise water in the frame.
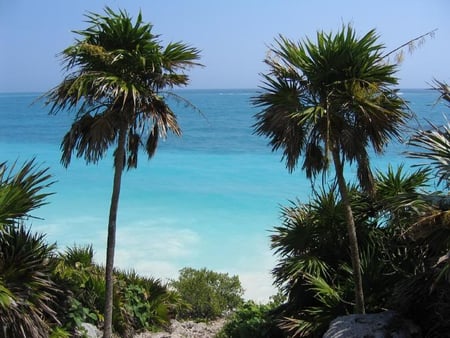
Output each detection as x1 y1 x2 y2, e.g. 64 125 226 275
0 89 445 301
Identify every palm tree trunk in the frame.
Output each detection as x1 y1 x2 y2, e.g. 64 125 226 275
331 148 365 314
103 126 127 338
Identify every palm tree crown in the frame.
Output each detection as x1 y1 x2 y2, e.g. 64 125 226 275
253 25 407 192
46 7 201 168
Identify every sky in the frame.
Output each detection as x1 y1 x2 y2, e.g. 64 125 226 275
1 0 449 92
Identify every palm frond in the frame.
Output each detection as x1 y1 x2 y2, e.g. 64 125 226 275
407 121 450 189
43 7 201 169
0 160 54 228
253 24 408 191
0 225 60 337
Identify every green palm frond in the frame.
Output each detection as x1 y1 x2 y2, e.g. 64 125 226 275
253 24 408 190
408 120 450 189
375 164 431 219
0 160 54 228
432 79 450 106
60 244 95 267
304 273 344 308
278 274 346 337
253 74 309 172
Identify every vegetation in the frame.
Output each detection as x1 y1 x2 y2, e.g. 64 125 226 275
171 267 244 321
2 11 450 338
264 163 450 336
52 244 186 337
0 159 53 229
253 25 408 313
0 225 61 338
253 80 450 337
217 295 287 338
0 160 59 338
43 7 201 337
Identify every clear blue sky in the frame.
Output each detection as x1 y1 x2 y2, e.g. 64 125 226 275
1 0 449 92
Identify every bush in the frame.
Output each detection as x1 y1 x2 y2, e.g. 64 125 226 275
171 267 244 320
217 301 285 338
112 269 175 337
52 245 105 334
54 246 178 337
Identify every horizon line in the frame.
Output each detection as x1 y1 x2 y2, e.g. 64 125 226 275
0 87 433 94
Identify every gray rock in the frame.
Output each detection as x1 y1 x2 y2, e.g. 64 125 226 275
79 322 103 338
134 318 226 338
323 311 421 338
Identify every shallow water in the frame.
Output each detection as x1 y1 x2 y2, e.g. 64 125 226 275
0 88 445 301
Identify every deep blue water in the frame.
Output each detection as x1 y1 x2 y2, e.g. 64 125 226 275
0 88 446 301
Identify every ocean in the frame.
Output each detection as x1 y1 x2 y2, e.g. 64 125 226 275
0 88 446 301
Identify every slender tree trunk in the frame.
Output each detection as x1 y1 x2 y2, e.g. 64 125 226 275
331 148 365 314
103 126 127 338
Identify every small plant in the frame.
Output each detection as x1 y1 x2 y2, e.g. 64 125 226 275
112 269 175 337
52 244 105 334
66 297 99 329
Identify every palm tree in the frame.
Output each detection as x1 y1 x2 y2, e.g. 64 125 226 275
253 25 407 313
44 8 201 337
269 166 436 336
0 160 58 337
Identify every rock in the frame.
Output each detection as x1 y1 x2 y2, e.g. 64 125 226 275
134 318 227 338
79 322 103 338
323 311 421 338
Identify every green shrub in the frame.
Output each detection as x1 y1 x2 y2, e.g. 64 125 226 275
112 269 176 337
171 267 244 320
52 245 104 333
217 301 285 338
54 247 179 337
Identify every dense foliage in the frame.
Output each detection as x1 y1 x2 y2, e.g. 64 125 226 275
171 267 244 320
217 299 285 338
0 225 60 338
0 160 59 338
266 157 450 336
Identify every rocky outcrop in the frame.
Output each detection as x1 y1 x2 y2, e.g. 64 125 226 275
134 318 227 338
79 318 226 338
323 311 421 338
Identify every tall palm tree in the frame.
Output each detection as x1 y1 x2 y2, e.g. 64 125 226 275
253 25 407 313
44 8 201 337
